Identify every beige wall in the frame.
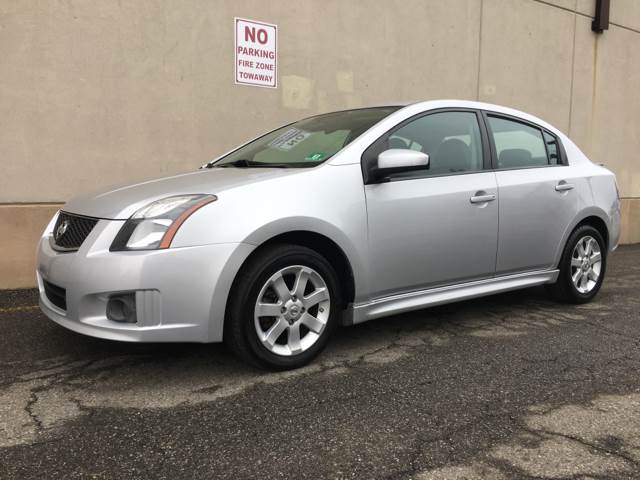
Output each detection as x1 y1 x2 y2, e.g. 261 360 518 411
0 204 59 288
1 0 639 288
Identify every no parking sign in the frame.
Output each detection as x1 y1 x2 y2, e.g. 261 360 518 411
235 17 278 88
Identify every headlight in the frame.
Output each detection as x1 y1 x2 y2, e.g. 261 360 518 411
110 194 217 251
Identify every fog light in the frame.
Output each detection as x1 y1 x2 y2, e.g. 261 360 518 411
106 293 137 323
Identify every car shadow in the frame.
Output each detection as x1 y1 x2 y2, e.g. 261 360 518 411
38 284 557 372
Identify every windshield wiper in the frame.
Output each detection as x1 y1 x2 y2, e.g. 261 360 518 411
208 159 291 169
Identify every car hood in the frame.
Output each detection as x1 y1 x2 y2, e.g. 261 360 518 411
63 167 302 219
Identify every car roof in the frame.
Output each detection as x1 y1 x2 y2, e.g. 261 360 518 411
407 100 560 133
323 100 561 136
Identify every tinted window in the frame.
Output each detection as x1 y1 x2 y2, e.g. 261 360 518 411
385 111 484 178
488 116 548 169
544 131 560 165
211 107 400 168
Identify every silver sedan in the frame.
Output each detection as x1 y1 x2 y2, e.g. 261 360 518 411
37 100 621 369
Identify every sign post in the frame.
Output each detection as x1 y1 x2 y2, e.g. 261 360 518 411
235 18 278 88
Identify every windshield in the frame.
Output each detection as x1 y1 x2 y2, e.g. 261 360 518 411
209 107 400 168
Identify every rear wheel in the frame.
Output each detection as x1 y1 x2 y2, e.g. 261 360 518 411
547 225 606 303
225 244 341 370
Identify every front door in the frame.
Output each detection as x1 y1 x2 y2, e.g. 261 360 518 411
364 110 499 299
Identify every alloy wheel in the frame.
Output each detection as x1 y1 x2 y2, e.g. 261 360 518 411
254 265 331 356
570 235 602 294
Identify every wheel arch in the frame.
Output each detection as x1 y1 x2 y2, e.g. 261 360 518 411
218 219 363 339
573 215 609 250
554 208 611 268
240 230 356 309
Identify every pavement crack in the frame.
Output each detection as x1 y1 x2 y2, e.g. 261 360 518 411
525 427 640 468
24 390 44 432
581 319 640 342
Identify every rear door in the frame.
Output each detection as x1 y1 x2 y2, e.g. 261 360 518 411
363 110 499 299
484 113 579 275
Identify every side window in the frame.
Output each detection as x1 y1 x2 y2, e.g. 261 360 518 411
543 131 560 165
385 111 484 178
487 116 548 169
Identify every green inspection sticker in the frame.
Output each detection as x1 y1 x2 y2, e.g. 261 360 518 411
305 152 326 161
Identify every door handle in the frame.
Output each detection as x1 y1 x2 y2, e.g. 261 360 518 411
470 193 496 204
555 181 574 192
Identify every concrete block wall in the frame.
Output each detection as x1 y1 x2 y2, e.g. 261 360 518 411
1 0 639 288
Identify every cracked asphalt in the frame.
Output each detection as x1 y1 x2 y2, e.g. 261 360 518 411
1 245 640 479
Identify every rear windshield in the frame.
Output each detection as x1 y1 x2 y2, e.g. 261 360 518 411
210 107 400 168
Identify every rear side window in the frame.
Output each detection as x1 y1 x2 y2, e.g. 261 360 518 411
544 131 560 165
487 116 548 169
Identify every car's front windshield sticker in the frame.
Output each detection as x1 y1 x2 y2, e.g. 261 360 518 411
305 152 326 161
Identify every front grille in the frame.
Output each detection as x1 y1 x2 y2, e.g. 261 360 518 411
52 211 98 251
43 279 67 310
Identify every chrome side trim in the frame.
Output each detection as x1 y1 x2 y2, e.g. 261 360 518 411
348 269 560 325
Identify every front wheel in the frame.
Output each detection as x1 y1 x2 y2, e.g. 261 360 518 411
225 244 341 370
547 225 607 303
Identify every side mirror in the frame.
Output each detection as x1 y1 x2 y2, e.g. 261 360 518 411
371 149 429 182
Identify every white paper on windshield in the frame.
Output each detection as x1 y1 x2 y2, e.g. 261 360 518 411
269 128 311 151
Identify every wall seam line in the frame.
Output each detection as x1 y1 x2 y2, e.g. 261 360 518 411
530 0 587 16
0 202 64 206
609 22 640 35
476 0 484 101
567 0 578 136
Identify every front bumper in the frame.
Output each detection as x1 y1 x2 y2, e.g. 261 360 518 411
37 218 254 343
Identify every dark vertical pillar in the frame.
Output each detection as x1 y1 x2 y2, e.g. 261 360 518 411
592 0 610 33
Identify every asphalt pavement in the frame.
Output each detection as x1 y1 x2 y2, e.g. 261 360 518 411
1 246 640 479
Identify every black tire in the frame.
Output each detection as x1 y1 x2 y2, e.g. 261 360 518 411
547 225 607 303
224 243 342 370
